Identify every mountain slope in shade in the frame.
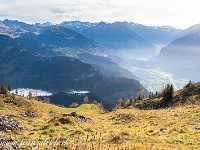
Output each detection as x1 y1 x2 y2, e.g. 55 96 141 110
0 34 145 108
16 26 135 78
157 31 200 81
16 26 111 57
0 20 137 79
78 53 138 79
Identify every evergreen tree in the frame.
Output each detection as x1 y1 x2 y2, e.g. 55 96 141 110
155 91 158 98
137 95 142 100
169 84 174 101
162 84 174 105
149 92 152 99
0 85 7 95
151 92 154 98
7 85 12 92
129 98 133 105
184 80 193 89
120 99 126 108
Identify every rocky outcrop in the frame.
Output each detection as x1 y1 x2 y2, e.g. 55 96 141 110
62 112 94 124
0 115 23 132
18 112 38 118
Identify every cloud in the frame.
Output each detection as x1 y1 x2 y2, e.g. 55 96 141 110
0 0 200 29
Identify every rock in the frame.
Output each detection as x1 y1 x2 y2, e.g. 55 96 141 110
62 112 93 124
70 112 77 117
18 111 38 117
109 113 135 124
0 115 23 132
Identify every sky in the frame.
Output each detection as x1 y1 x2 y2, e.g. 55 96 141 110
0 0 200 29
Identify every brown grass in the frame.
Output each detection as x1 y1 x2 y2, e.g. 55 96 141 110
0 93 199 149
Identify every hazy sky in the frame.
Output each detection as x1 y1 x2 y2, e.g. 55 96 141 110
0 0 200 29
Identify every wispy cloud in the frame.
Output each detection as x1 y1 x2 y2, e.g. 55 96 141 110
0 0 200 29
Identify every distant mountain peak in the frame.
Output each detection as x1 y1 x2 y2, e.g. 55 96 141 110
35 22 54 27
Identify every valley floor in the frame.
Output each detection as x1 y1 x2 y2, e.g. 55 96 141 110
125 66 188 93
0 94 200 149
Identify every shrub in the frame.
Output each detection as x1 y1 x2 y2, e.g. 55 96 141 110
49 116 73 125
29 105 39 113
58 117 73 124
25 105 39 115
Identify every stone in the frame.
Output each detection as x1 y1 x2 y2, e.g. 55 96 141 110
0 115 23 132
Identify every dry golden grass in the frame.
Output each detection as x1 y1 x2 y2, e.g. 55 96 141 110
0 93 200 149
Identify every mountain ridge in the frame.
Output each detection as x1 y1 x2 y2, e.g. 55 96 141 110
157 31 200 81
0 33 145 108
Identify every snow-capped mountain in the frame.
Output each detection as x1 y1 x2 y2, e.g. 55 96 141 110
60 21 96 33
35 22 54 27
59 21 181 46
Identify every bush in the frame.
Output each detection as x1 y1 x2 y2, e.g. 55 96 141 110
29 105 39 113
58 117 73 124
49 116 73 125
25 106 39 116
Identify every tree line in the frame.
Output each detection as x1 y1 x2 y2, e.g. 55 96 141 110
116 84 174 109
0 84 12 95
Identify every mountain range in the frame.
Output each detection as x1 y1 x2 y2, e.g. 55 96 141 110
59 21 181 59
157 31 200 81
0 19 200 107
59 21 180 46
0 20 147 108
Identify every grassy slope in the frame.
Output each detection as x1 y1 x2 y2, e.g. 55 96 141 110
0 94 200 150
